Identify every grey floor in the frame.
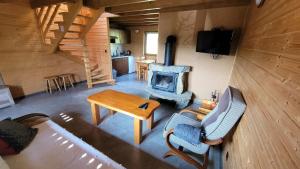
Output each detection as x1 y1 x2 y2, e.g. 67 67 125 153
0 73 222 169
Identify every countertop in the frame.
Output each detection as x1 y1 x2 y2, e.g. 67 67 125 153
111 55 132 59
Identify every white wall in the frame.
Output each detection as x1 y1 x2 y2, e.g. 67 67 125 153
157 6 247 100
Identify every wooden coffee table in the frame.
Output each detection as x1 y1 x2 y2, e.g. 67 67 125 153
87 89 160 144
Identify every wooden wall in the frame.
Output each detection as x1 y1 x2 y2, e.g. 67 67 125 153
0 2 86 98
86 13 113 78
224 0 300 168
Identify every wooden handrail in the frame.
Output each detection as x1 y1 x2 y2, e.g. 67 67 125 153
43 4 61 38
37 6 45 20
41 5 52 30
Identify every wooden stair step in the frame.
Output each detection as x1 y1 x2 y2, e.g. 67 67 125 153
90 64 98 71
91 69 103 76
91 67 102 73
59 43 84 47
62 37 80 39
69 25 84 32
59 45 83 50
67 30 81 33
73 17 89 25
59 12 92 19
92 79 115 85
76 14 92 19
71 23 86 27
64 32 80 38
91 74 107 79
60 39 82 44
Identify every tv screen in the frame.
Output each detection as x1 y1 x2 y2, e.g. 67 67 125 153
196 30 233 55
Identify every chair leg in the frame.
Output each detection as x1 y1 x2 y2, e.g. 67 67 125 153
164 129 209 169
67 75 74 88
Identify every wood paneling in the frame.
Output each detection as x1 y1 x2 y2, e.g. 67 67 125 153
86 13 113 80
0 2 86 98
224 0 300 168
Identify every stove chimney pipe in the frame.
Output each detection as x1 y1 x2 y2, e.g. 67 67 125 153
164 35 176 66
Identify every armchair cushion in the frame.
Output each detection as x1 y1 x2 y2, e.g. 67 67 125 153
163 113 210 154
174 124 202 145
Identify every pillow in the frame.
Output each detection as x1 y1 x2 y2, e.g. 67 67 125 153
174 124 205 145
0 139 16 156
0 156 10 169
0 119 38 153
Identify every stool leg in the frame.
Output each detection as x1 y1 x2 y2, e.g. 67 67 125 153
46 80 49 93
67 75 74 88
54 79 61 92
48 80 52 94
62 77 67 91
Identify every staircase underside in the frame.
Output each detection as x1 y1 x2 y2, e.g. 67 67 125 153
34 0 114 88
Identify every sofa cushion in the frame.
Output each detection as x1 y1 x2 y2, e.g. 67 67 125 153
0 119 38 153
0 156 10 169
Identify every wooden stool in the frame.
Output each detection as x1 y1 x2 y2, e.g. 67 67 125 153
59 73 75 91
140 66 148 80
44 76 61 94
138 64 148 81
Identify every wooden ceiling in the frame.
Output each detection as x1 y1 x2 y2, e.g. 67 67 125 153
29 0 251 27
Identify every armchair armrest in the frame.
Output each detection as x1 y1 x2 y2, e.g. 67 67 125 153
179 109 207 120
166 129 223 146
203 138 223 146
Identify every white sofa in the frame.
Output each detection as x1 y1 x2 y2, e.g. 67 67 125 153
1 115 125 169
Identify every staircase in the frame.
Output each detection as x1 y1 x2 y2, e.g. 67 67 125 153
34 0 114 88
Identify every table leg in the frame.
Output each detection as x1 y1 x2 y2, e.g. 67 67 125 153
147 114 154 130
91 103 100 125
109 109 115 115
134 118 142 144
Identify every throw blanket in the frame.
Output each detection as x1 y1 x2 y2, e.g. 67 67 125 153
174 124 204 145
3 120 125 169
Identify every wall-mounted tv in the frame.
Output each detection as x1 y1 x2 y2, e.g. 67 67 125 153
196 29 233 55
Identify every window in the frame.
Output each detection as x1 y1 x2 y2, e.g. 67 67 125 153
145 32 158 55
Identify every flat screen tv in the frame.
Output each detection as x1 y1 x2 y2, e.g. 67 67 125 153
196 29 233 55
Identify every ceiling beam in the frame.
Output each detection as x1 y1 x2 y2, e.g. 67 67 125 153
160 0 250 13
110 18 159 22
120 23 158 27
111 20 158 23
29 0 76 8
117 9 160 16
84 0 156 9
105 0 250 13
110 14 159 20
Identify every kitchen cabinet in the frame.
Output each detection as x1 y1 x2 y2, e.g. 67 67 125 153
112 57 129 76
110 28 131 44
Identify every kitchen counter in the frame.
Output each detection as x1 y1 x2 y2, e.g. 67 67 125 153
111 55 129 59
111 56 136 76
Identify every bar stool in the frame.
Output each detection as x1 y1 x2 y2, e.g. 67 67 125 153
58 73 75 91
44 76 61 94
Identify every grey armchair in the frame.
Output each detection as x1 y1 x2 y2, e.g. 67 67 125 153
163 86 246 169
0 73 15 109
